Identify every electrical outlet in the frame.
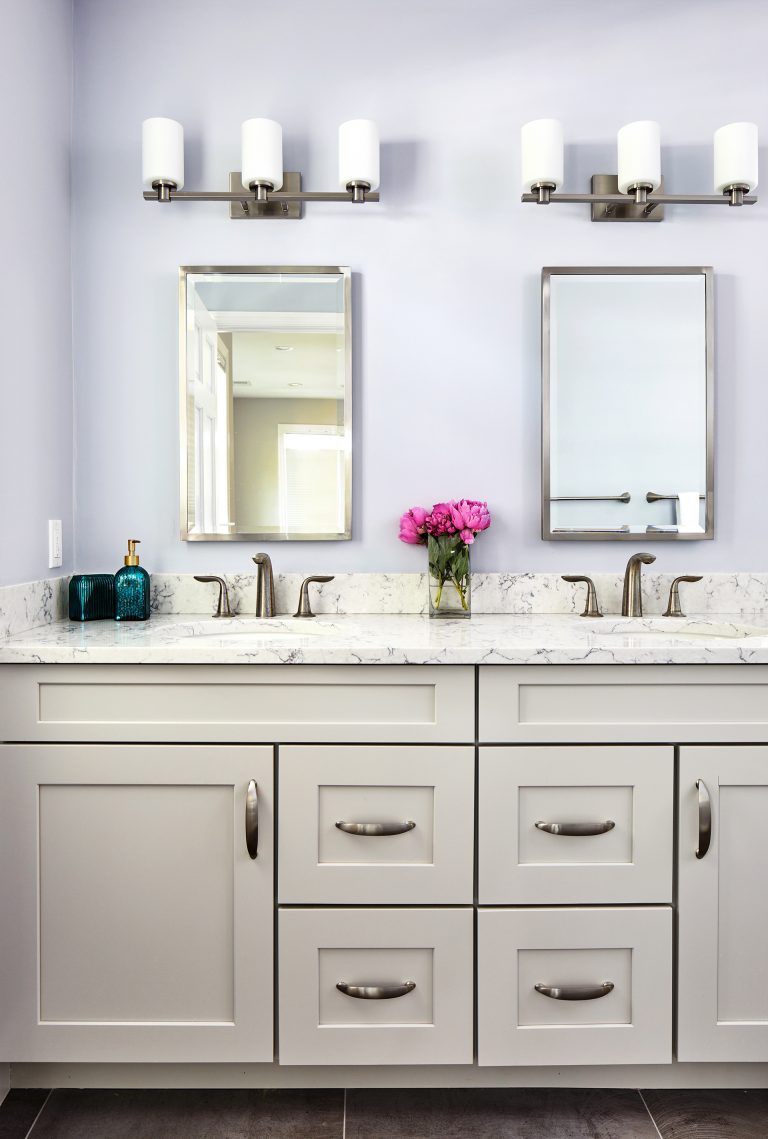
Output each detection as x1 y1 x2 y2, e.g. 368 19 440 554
48 519 62 568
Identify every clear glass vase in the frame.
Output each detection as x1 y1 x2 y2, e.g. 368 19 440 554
427 534 471 618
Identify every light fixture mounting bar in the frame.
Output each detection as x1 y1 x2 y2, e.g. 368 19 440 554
142 170 379 220
522 191 757 205
522 170 756 223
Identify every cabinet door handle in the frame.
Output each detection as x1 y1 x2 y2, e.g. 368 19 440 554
535 981 614 1001
695 778 711 859
335 820 416 837
535 820 615 837
245 779 259 859
336 981 416 1000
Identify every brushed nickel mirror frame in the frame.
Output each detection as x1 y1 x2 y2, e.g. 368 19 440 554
542 266 714 541
179 265 352 542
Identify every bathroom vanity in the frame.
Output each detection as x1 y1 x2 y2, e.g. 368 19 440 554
2 612 768 1088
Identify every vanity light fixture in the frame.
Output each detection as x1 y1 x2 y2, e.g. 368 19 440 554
521 119 758 221
142 116 380 219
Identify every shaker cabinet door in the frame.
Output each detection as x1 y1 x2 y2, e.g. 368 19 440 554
678 746 768 1061
0 744 274 1063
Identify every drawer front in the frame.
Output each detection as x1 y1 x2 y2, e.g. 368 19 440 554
279 746 474 903
479 665 768 743
479 746 673 904
0 664 475 743
477 907 672 1066
278 908 473 1065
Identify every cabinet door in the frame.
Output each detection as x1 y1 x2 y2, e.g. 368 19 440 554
679 746 768 1061
0 745 273 1063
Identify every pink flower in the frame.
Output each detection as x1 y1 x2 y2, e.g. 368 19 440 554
425 503 458 537
399 499 492 546
450 499 491 540
398 506 429 545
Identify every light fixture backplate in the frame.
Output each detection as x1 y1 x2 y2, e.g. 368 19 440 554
591 174 666 222
229 171 303 219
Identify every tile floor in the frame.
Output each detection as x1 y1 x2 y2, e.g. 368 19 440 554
0 1087 767 1139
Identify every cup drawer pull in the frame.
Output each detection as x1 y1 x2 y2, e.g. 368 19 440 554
535 981 615 1001
335 820 416 837
535 820 615 837
336 980 416 1000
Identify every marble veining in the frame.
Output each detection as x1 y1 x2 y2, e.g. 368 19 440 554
4 611 768 666
0 577 68 639
150 572 768 617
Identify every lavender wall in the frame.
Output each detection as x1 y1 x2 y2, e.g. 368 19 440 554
72 0 768 575
0 0 73 586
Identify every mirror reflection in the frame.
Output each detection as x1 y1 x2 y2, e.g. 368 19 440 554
181 267 351 541
542 267 713 541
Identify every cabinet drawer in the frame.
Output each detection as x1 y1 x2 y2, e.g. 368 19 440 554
279 746 474 903
479 665 768 743
478 907 672 1066
479 746 673 904
278 908 473 1065
0 664 475 743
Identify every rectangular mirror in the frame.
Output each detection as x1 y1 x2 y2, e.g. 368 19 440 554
542 266 713 541
180 266 351 541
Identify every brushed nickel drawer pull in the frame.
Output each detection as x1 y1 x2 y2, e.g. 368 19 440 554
695 779 711 859
535 981 614 1001
336 980 416 1000
335 820 416 837
245 779 259 859
535 820 615 837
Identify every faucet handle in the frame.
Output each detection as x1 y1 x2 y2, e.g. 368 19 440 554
663 575 703 618
562 575 603 618
194 575 234 618
294 576 335 618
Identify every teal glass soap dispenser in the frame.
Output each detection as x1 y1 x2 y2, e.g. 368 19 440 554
114 538 150 621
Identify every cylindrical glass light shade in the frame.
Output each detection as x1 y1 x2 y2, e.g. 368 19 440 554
142 118 184 189
339 120 380 191
714 122 758 192
617 120 661 194
241 119 283 191
520 119 564 192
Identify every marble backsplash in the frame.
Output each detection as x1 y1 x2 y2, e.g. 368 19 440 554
0 576 68 638
149 572 768 618
3 572 768 638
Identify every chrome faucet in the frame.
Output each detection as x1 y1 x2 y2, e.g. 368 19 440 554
251 554 276 618
621 552 656 617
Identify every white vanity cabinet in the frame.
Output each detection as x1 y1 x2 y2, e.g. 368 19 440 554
2 660 768 1082
678 746 768 1062
0 744 274 1063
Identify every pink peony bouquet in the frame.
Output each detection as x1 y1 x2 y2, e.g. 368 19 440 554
399 499 491 615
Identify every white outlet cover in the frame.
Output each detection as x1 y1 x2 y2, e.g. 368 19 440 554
48 519 62 568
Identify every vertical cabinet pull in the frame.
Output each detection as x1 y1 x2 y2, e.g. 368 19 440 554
695 778 711 859
245 779 259 859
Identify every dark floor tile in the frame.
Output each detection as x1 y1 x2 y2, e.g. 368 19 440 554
29 1089 343 1139
0 1090 50 1139
641 1088 768 1139
346 1088 658 1139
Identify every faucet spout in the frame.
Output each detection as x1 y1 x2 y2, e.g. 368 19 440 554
252 553 276 618
621 552 656 617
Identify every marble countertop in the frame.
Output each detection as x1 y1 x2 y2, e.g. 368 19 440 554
3 612 768 665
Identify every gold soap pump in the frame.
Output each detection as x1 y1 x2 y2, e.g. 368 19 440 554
114 538 150 621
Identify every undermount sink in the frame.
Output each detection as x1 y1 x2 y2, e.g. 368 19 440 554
175 618 337 640
597 617 766 640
